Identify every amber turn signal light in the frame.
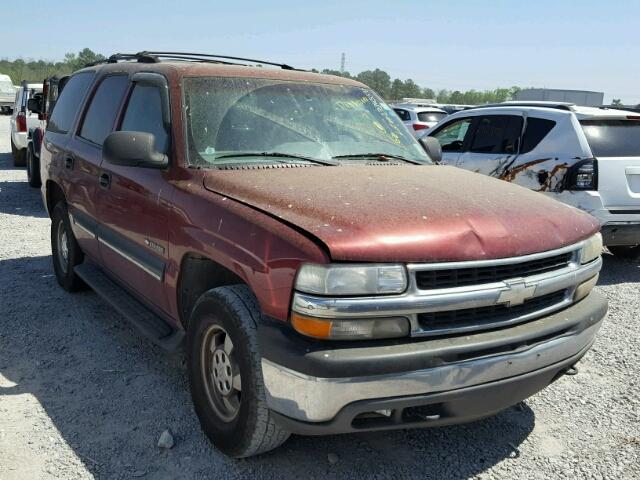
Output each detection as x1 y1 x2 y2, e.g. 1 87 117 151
291 313 332 339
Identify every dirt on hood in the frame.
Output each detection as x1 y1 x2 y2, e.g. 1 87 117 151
203 165 600 262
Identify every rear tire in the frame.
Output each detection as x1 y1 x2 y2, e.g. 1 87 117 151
608 245 640 261
26 144 41 188
11 138 26 167
187 285 290 458
51 202 86 291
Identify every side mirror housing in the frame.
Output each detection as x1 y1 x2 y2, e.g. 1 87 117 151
103 131 168 168
419 136 443 163
27 97 41 114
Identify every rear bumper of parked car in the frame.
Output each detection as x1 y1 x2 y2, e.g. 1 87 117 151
259 291 607 434
549 191 640 245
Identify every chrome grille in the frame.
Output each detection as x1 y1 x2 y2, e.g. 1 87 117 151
291 241 602 339
415 252 574 290
417 290 568 335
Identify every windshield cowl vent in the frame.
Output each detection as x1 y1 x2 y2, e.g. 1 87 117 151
365 161 404 166
217 163 316 170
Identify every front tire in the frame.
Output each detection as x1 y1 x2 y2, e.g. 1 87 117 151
608 245 640 261
187 285 290 458
51 202 86 291
26 144 41 188
11 138 26 167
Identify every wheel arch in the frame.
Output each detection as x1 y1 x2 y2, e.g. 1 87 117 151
45 180 66 218
176 253 247 329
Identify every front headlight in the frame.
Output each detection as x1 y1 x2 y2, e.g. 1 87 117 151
580 233 603 264
295 264 407 296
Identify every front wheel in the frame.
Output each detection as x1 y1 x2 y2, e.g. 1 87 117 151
26 144 41 188
608 245 640 261
51 202 86 291
187 285 290 458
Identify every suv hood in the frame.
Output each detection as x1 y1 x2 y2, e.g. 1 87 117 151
203 165 599 262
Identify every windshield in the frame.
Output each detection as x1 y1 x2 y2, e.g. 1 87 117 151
184 77 430 166
581 119 640 157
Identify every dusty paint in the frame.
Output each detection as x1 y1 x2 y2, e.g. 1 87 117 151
203 165 599 263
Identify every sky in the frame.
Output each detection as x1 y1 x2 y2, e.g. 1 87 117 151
2 0 639 103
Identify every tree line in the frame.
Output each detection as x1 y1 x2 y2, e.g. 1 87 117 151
3 48 608 105
0 48 105 85
310 68 522 104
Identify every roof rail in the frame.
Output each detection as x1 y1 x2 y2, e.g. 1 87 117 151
85 51 297 70
466 101 576 111
140 51 296 70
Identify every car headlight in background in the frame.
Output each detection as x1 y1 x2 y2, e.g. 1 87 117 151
295 264 407 296
581 233 603 264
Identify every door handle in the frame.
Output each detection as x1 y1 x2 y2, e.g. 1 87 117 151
99 172 111 189
64 156 74 170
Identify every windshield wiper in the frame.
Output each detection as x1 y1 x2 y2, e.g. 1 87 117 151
213 152 338 166
332 153 425 165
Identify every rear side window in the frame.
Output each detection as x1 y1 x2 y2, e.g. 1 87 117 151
394 108 410 121
581 120 640 157
431 118 472 152
470 115 522 154
521 117 556 153
120 84 169 153
79 75 129 146
417 112 446 123
48 72 94 134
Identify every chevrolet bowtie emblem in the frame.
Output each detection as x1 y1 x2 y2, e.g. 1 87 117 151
497 279 536 306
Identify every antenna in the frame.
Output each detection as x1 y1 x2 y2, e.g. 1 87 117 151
340 52 345 74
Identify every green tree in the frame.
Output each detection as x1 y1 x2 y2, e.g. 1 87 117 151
390 79 404 100
611 98 623 106
402 79 421 99
356 69 391 98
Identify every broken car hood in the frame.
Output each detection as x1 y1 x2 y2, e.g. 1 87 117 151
203 165 599 262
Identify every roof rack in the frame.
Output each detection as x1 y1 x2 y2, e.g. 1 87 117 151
466 101 576 111
85 51 297 70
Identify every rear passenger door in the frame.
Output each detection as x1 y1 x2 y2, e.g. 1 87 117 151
96 74 173 313
64 74 129 260
43 72 95 251
457 115 523 176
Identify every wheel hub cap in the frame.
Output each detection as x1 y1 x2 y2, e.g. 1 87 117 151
211 348 233 396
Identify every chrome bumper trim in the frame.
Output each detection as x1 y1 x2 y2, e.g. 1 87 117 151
262 318 603 422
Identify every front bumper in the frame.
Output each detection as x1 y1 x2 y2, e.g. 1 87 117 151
260 291 607 430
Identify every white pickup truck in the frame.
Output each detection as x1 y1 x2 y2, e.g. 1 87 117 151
0 74 16 114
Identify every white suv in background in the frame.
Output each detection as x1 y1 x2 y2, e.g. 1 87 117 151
9 82 43 166
392 103 448 136
425 101 640 258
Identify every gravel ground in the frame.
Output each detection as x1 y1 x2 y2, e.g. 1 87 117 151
0 115 638 479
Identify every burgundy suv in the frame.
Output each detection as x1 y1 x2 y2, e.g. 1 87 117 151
40 52 607 458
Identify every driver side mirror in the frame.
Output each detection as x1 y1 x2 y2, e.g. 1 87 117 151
419 136 443 163
103 131 168 168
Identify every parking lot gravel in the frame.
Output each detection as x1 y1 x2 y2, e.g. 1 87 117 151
0 115 638 479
